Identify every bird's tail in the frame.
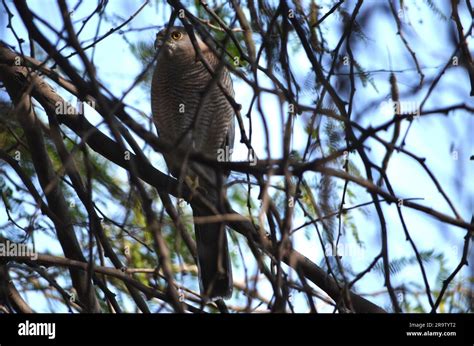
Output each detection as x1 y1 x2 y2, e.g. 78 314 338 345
192 200 232 300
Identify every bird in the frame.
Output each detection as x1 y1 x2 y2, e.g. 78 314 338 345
151 26 235 300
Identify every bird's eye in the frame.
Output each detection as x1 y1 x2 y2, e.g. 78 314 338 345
171 31 183 40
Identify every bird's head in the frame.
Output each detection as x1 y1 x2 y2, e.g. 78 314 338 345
154 26 209 59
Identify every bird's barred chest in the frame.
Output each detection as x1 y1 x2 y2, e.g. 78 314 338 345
151 62 232 155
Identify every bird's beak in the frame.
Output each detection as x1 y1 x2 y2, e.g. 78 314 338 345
154 37 164 50
155 31 167 50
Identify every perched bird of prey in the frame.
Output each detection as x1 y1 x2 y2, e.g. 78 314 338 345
151 26 235 300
